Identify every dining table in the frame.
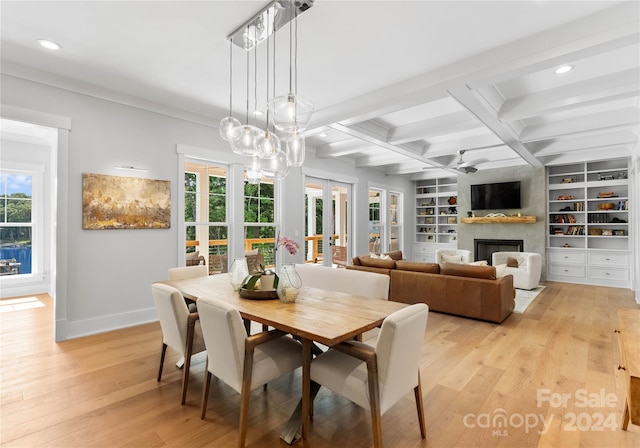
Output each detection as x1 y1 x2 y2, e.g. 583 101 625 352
160 273 408 445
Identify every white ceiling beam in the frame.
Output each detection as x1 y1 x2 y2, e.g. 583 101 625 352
329 123 460 174
387 111 480 145
447 86 542 167
498 68 640 121
422 134 504 157
315 139 373 158
519 107 640 142
308 2 639 135
467 22 640 89
533 130 638 155
539 147 632 166
355 153 404 168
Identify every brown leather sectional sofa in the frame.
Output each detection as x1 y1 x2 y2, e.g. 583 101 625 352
347 251 515 323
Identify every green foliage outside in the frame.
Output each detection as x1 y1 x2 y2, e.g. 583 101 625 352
1 193 32 246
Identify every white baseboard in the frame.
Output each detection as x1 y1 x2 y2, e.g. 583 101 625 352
59 307 158 341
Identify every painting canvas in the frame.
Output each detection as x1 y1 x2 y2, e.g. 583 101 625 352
82 173 170 230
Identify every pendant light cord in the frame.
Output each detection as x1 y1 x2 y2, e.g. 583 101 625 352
245 28 250 125
228 39 233 117
289 0 294 94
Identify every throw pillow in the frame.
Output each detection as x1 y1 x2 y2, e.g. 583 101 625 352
441 253 464 263
440 262 497 280
506 256 519 268
495 263 507 278
379 254 392 260
359 257 396 269
369 252 380 259
468 260 488 266
384 250 404 261
396 260 439 273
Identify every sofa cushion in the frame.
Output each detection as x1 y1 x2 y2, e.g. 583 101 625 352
506 256 519 268
468 260 489 266
441 253 464 263
359 256 396 269
495 263 507 278
396 260 439 273
352 256 362 266
440 262 496 280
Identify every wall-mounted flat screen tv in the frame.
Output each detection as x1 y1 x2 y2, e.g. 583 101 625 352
471 181 521 210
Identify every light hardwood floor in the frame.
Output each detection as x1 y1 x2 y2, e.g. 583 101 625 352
1 282 640 447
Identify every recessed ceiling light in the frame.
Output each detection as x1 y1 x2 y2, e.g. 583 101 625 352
253 110 263 116
37 39 61 50
318 133 328 138
555 65 574 74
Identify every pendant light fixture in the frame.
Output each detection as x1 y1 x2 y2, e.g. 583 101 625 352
256 7 281 160
268 0 313 136
224 0 314 179
230 26 261 157
245 155 262 184
219 40 241 142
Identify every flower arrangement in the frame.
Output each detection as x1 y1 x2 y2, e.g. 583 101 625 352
241 232 299 290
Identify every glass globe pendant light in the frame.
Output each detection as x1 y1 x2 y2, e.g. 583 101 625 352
268 0 313 133
256 9 282 161
230 26 259 157
219 40 241 142
260 149 289 181
245 155 262 184
285 128 305 166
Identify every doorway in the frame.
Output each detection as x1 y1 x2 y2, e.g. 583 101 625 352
304 177 352 267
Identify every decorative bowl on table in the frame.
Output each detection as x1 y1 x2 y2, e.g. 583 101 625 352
238 288 278 300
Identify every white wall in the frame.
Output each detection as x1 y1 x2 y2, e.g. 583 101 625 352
1 74 412 340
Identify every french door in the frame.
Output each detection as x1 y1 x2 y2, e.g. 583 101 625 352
304 176 352 267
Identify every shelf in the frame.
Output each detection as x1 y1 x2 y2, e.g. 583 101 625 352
461 216 536 224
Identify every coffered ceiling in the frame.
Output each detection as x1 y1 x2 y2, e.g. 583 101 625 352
2 1 639 179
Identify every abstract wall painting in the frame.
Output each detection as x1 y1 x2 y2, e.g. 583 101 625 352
82 173 170 230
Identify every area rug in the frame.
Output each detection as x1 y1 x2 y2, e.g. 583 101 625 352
513 286 546 314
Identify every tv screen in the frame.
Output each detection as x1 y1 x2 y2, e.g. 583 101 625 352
471 181 521 210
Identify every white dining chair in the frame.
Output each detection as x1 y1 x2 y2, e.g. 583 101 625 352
168 265 208 280
168 265 207 314
151 283 206 405
197 296 303 447
310 303 429 448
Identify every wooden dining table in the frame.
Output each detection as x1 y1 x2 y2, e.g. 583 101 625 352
160 273 407 445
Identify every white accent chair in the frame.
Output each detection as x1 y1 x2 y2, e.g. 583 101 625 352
310 303 429 448
197 297 302 447
295 263 390 300
492 251 542 290
151 283 206 404
435 249 472 264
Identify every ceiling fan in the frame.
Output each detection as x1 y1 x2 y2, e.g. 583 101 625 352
423 149 489 174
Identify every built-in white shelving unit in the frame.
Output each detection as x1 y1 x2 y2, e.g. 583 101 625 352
414 177 458 262
547 159 632 287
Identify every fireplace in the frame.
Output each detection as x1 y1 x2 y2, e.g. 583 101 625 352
474 239 523 265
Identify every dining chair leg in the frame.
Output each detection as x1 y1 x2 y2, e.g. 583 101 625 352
414 372 426 438
201 364 212 419
239 348 255 448
366 357 383 448
181 319 196 405
157 343 167 382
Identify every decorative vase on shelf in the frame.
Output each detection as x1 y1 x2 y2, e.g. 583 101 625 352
229 258 249 291
277 264 302 303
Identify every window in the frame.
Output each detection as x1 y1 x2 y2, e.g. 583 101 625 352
184 162 228 272
244 175 275 267
368 189 382 254
0 172 33 275
389 191 402 252
369 188 403 255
